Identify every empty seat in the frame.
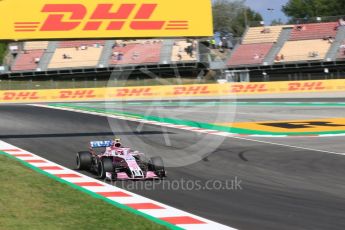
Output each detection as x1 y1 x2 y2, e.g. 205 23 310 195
276 39 331 63
48 47 103 69
11 50 45 72
24 41 49 50
242 26 286 44
227 43 273 66
289 22 338 41
110 40 162 65
58 40 105 48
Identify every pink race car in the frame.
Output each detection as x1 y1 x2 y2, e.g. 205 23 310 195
76 139 166 181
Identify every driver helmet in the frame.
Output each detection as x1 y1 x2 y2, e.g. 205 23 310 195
113 138 121 148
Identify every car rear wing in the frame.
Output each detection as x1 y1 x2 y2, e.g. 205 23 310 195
90 141 113 148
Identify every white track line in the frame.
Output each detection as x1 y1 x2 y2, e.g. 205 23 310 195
231 136 345 156
120 107 341 119
31 104 345 157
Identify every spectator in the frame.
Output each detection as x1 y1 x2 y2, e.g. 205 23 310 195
112 42 118 49
309 51 319 58
296 25 305 31
33 57 40 64
185 45 194 58
339 17 345 26
117 52 123 61
280 54 285 60
218 41 223 49
210 39 216 49
112 51 119 59
261 27 271 33
177 53 182 61
221 37 228 49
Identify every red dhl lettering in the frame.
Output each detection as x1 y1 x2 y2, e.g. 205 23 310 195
288 82 326 91
228 84 268 93
14 4 189 32
3 92 40 100
115 88 153 97
173 86 211 95
59 90 96 99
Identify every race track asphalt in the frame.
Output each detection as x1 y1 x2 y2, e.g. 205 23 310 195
1 102 345 230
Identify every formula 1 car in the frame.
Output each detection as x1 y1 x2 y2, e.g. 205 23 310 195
76 139 166 181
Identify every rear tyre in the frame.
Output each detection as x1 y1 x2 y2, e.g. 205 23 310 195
98 158 114 179
150 156 166 178
76 151 92 170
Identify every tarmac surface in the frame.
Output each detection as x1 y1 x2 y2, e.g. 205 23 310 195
1 99 345 230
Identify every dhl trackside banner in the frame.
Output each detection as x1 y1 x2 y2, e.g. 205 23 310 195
0 79 345 103
0 0 213 40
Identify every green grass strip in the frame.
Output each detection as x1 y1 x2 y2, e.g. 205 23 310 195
0 150 182 230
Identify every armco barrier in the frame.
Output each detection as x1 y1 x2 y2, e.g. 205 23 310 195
0 79 344 103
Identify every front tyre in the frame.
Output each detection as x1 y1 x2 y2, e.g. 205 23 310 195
98 158 114 179
76 151 92 170
150 156 166 178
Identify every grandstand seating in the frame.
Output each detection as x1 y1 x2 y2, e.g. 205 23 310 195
289 22 338 41
109 40 162 65
11 50 45 72
58 40 105 48
24 41 49 50
276 39 331 63
227 43 273 66
171 40 197 62
8 21 345 72
242 26 286 44
48 47 103 69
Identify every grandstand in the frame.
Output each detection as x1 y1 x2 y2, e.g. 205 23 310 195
242 26 286 44
11 41 48 72
110 40 162 65
58 40 105 49
289 22 338 41
171 40 198 62
11 50 45 72
227 43 273 67
4 20 345 82
276 39 331 62
24 41 49 50
6 38 198 74
226 21 344 67
48 46 103 69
